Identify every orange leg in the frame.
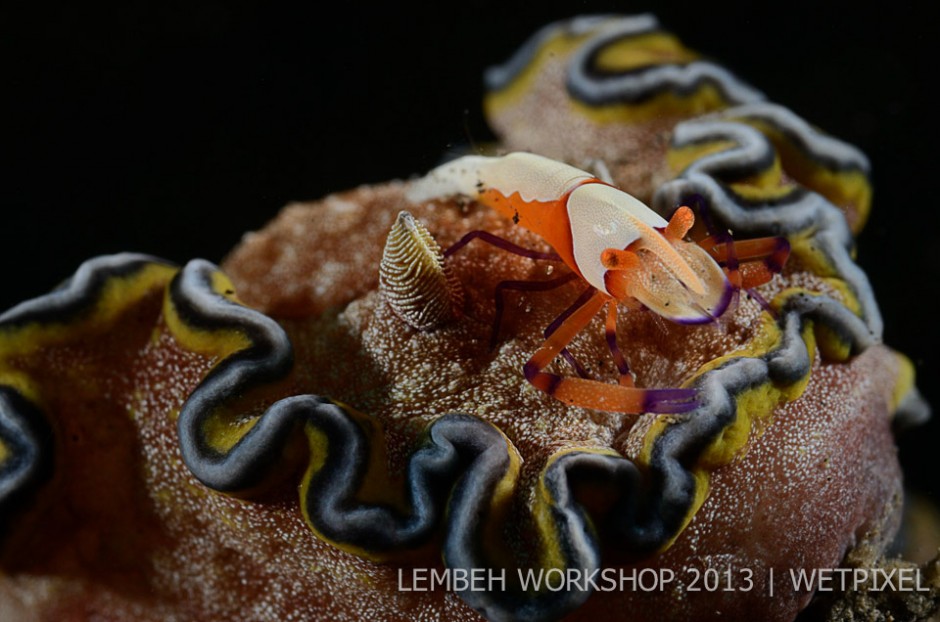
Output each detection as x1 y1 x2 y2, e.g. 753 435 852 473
491 273 578 349
697 234 791 289
523 291 698 414
546 286 599 379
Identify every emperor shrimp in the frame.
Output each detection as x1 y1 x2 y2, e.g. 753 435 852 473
408 152 789 414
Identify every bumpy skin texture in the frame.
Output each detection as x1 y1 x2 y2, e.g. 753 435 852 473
0 13 930 622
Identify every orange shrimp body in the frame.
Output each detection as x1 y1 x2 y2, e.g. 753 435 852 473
412 153 731 323
409 152 787 414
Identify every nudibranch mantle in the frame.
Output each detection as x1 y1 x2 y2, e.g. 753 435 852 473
0 12 932 622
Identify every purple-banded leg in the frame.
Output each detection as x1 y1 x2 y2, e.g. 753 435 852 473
545 286 596 379
444 229 573 349
679 194 791 298
444 230 561 261
697 234 791 290
605 301 634 387
523 291 699 415
491 273 578 350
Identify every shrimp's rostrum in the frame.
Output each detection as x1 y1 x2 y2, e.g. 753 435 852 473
408 152 789 415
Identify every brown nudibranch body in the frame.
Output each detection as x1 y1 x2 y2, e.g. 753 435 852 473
0 13 934 622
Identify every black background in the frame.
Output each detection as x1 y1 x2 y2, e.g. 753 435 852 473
3 3 938 498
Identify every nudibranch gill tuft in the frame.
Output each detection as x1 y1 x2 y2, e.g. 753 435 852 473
0 13 934 622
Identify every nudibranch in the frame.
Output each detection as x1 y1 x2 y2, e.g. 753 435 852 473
0 13 935 622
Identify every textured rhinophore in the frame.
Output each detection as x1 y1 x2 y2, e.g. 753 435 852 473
378 210 461 331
